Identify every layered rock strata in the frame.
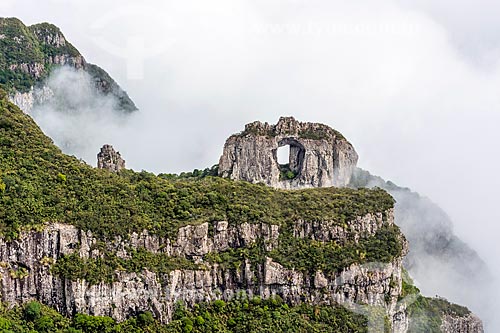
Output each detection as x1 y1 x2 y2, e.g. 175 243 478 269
0 209 411 332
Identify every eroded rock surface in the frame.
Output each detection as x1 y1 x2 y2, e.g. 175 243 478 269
97 144 125 172
218 117 358 189
0 210 411 332
441 314 484 333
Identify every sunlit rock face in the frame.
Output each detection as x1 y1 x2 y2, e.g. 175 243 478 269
218 117 358 189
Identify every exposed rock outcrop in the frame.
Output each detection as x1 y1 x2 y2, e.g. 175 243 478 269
0 210 411 332
8 86 55 113
97 145 126 172
441 313 484 333
218 117 358 189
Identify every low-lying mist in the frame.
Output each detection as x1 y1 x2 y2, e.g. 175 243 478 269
31 67 129 164
351 169 496 330
31 66 224 172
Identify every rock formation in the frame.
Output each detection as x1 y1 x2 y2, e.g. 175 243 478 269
97 144 126 172
219 117 358 189
441 314 484 333
0 209 411 332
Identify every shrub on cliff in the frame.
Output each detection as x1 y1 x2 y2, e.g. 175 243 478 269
24 301 41 321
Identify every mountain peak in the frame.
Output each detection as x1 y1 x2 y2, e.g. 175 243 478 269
0 17 137 113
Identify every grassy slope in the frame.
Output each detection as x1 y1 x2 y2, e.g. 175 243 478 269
0 90 394 239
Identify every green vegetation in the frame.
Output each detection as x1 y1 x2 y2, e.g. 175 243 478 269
0 17 46 92
403 276 470 333
0 91 395 241
167 296 368 333
0 18 138 111
0 17 473 333
238 123 275 138
0 91 401 283
205 242 267 270
407 296 445 333
0 18 64 92
298 128 336 141
0 18 44 66
278 163 297 180
159 165 219 180
52 249 199 285
237 119 345 141
52 223 403 284
204 222 403 276
399 269 420 301
0 91 408 330
29 23 80 59
270 224 403 274
0 298 368 333
0 69 36 94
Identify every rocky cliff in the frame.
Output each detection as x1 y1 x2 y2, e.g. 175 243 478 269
0 92 411 331
0 18 136 113
219 117 358 189
441 314 484 333
0 210 410 332
350 168 492 332
216 117 485 332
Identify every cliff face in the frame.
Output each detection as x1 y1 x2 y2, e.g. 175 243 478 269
0 210 410 332
219 117 358 189
216 120 485 332
441 314 484 333
0 18 136 113
350 168 491 332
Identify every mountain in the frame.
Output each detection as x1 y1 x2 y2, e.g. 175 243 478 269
349 169 493 330
0 16 487 333
0 97 483 332
0 17 137 113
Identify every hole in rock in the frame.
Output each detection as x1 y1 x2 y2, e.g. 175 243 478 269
277 145 290 165
276 141 304 180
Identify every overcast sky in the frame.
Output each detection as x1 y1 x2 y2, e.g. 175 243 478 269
4 0 500 328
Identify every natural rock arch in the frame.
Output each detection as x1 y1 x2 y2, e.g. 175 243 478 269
218 117 358 189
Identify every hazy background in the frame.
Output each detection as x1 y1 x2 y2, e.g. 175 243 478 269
3 0 500 330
